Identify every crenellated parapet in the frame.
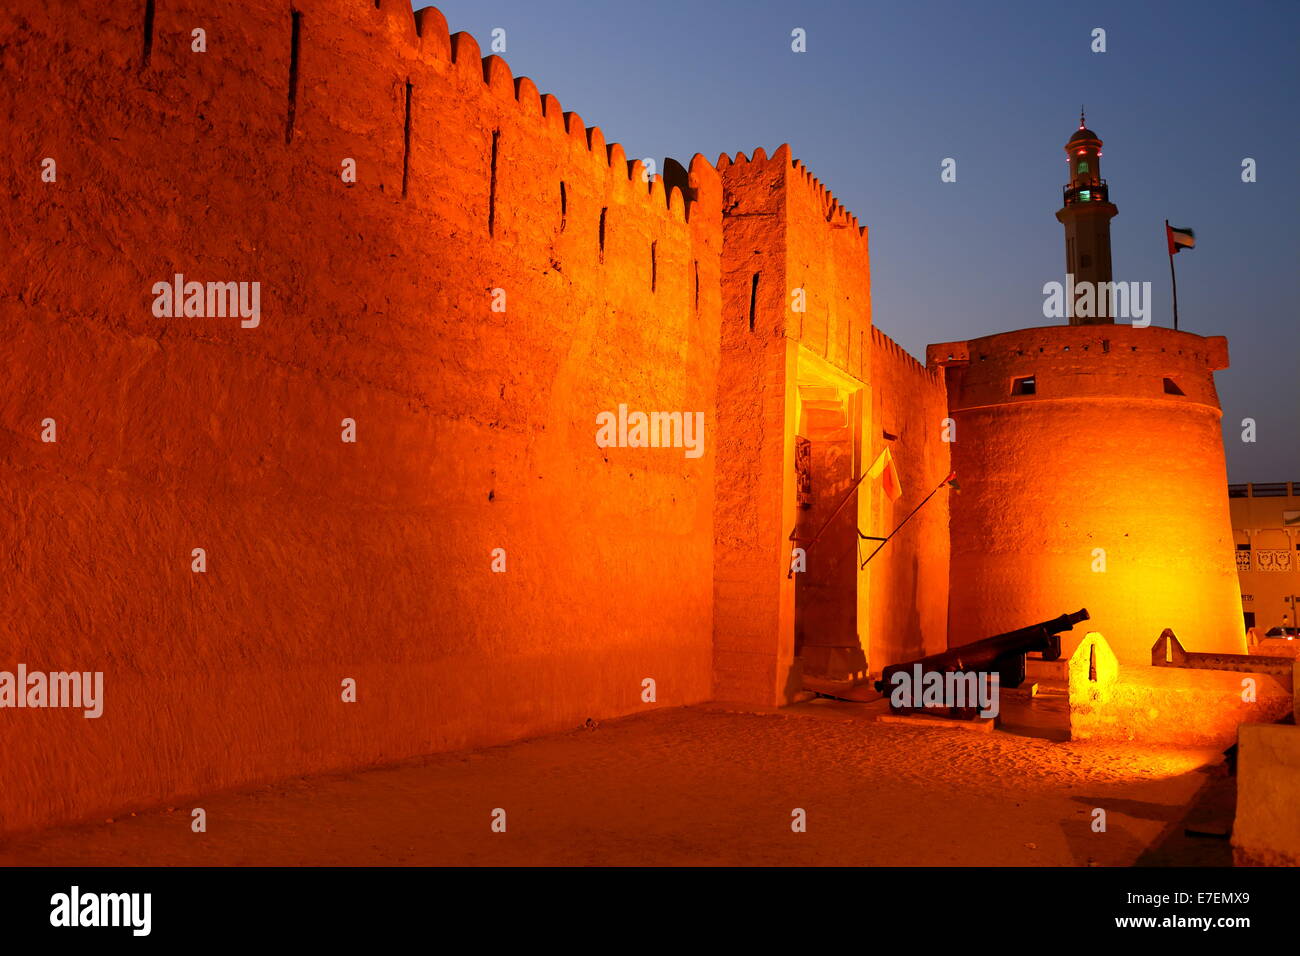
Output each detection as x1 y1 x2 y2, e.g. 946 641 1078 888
717 145 867 240
928 325 1229 412
872 324 943 384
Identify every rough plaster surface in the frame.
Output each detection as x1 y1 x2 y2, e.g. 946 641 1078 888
1232 723 1300 866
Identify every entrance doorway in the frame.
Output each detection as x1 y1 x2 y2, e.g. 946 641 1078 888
791 350 868 685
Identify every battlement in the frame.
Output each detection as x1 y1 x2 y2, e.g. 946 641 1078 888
717 146 867 239
872 325 942 383
424 6 713 226
788 155 867 238
931 325 1230 416
420 3 705 223
72 0 716 229
927 324 1229 371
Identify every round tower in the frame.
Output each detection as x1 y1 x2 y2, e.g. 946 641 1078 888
1056 111 1119 324
928 326 1246 662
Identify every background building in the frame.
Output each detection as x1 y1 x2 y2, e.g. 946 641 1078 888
1229 481 1300 633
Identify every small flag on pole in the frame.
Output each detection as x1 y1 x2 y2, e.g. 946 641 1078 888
1166 224 1196 255
868 448 903 502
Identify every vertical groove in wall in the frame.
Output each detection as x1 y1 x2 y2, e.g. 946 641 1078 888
559 181 567 231
694 260 699 314
651 241 657 292
488 129 500 236
285 9 302 144
598 207 607 262
401 80 413 197
749 272 759 331
140 0 156 70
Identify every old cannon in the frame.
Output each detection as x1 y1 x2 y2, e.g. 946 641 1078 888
874 608 1090 718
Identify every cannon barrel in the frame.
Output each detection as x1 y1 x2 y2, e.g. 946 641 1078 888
957 608 1090 665
874 608 1090 698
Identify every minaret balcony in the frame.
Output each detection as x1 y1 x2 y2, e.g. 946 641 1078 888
1063 180 1109 206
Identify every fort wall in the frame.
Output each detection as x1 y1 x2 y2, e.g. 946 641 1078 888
868 328 951 666
0 0 721 834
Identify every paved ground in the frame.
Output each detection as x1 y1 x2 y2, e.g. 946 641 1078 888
0 703 1228 866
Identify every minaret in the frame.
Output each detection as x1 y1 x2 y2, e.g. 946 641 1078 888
1055 109 1118 324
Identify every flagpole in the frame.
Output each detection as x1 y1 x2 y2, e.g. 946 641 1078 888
1166 218 1180 331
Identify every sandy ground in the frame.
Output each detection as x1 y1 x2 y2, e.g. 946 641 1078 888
0 703 1228 867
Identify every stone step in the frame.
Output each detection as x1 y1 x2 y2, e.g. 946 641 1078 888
1032 678 1069 698
1001 681 1039 700
1026 655 1068 681
877 713 994 733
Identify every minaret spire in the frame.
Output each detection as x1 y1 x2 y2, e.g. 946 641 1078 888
1080 105 1085 128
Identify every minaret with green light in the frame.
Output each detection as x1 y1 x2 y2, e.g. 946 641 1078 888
1055 109 1119 324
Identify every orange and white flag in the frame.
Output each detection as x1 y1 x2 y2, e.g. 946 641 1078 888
868 448 903 502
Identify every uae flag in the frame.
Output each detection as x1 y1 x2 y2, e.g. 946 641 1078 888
1167 224 1196 255
868 448 903 502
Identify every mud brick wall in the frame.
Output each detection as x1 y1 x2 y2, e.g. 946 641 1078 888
868 328 951 666
0 0 721 834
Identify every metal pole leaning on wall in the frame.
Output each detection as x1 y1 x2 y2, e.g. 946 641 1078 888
859 472 958 569
787 470 873 579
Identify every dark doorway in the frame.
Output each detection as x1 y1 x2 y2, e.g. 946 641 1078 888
792 381 866 684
